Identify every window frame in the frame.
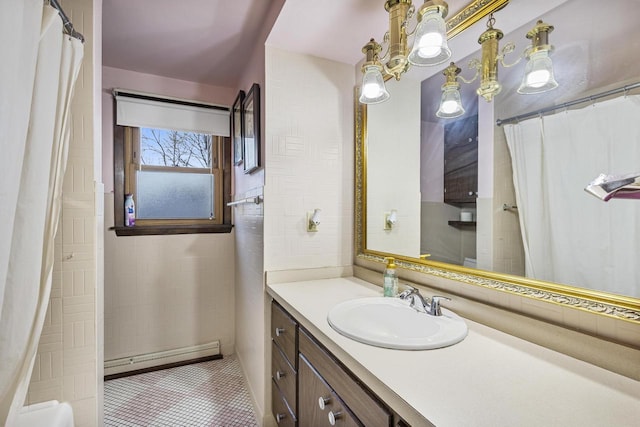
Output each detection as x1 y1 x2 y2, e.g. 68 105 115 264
113 124 232 236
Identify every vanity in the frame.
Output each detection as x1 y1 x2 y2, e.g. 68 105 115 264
268 276 640 427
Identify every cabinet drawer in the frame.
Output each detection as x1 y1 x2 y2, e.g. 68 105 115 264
272 342 297 415
299 328 391 427
272 302 297 364
272 379 296 427
299 354 360 427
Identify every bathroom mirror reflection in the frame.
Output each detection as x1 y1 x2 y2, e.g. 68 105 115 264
360 0 640 302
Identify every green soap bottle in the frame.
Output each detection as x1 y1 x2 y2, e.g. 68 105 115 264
383 257 398 297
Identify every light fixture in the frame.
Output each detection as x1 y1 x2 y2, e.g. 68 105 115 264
359 39 390 104
408 1 451 66
517 20 558 94
359 0 451 105
437 15 559 116
307 209 321 232
436 63 465 118
384 209 398 230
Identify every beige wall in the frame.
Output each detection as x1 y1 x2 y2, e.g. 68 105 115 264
367 77 421 258
27 1 102 426
101 68 237 361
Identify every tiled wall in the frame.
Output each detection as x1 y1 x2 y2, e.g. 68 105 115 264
27 1 101 425
264 47 355 272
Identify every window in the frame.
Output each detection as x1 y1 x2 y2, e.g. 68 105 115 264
113 91 232 235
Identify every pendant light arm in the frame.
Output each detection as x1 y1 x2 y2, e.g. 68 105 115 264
498 41 524 68
456 58 481 85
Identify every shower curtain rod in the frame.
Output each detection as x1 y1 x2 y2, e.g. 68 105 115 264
49 0 85 43
496 81 640 126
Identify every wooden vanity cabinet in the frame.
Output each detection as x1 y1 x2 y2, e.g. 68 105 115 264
271 302 298 425
298 354 360 426
271 301 404 427
298 328 392 427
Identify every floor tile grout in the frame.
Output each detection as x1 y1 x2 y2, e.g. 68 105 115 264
104 354 258 427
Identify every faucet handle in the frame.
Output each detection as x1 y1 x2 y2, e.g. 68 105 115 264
429 296 451 316
397 285 418 300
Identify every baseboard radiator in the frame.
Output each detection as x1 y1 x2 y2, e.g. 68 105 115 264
104 341 220 376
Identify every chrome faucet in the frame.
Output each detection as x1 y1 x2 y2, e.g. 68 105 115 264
398 285 451 316
585 172 640 201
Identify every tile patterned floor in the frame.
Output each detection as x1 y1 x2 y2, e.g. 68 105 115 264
104 355 258 427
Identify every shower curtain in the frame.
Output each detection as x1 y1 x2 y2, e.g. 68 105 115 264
0 1 84 425
503 95 640 296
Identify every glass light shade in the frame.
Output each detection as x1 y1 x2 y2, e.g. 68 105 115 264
436 86 465 119
408 10 451 66
359 65 390 104
518 50 559 94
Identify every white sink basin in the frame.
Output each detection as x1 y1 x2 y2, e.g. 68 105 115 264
327 297 468 350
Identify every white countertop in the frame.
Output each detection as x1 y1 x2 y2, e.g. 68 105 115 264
267 277 640 427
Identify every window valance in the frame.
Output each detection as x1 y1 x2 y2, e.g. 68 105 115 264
114 89 230 136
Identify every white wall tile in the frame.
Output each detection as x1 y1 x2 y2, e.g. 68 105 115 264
264 47 354 272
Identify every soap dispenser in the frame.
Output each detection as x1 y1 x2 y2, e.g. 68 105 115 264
383 257 398 297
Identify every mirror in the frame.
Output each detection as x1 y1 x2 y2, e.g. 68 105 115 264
356 0 640 319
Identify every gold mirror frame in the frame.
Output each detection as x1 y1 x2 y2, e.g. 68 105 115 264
355 97 640 323
354 1 640 323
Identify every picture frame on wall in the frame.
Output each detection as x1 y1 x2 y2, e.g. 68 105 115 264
242 83 260 174
231 90 245 166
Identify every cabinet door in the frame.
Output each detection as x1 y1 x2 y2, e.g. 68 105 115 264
272 380 296 427
272 302 297 365
444 114 478 204
299 355 361 427
272 342 297 414
299 329 391 427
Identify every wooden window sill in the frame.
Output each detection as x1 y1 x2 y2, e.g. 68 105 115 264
111 224 233 236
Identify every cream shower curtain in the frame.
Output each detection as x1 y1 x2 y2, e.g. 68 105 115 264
503 95 640 296
0 1 84 425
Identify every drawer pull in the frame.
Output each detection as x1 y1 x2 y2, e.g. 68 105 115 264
275 370 286 380
275 413 287 423
328 410 342 425
275 327 285 337
318 396 331 410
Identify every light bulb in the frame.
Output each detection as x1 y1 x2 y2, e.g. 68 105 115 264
525 69 551 88
417 32 444 58
363 82 382 99
518 50 558 94
440 99 459 114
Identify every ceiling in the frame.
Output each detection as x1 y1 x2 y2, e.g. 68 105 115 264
102 0 567 89
102 0 469 88
102 0 277 88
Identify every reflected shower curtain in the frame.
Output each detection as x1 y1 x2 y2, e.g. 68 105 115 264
504 95 640 296
0 1 84 425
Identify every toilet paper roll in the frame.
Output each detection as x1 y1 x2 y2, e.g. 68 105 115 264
460 211 473 222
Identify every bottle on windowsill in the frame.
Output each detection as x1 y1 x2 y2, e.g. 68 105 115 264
124 194 135 227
